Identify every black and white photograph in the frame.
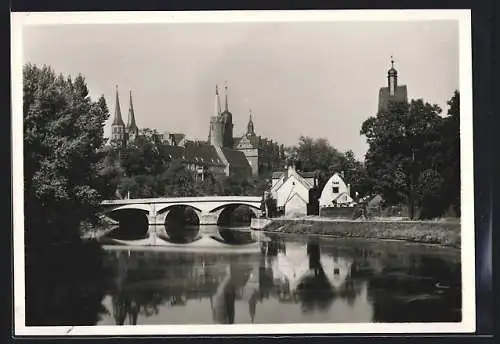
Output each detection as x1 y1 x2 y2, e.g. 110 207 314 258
11 10 475 335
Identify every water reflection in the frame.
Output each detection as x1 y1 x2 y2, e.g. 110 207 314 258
24 242 110 326
25 232 462 326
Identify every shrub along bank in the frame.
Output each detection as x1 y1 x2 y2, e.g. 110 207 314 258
261 218 461 249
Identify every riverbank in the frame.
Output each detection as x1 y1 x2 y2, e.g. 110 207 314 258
255 217 461 249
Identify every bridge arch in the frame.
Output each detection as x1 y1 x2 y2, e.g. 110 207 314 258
162 204 202 243
104 208 150 240
211 203 262 227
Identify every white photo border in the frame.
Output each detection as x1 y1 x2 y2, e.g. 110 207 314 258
11 9 474 336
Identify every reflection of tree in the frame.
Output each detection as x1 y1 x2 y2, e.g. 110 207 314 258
366 253 462 322
108 251 230 325
25 242 109 326
295 266 335 313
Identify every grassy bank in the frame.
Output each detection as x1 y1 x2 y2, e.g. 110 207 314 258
261 217 461 249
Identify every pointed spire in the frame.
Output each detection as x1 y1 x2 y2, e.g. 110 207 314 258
246 108 255 137
127 90 137 130
112 85 125 126
224 81 229 112
215 84 221 117
391 55 394 68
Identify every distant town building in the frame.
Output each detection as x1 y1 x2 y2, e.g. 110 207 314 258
318 172 355 208
378 57 408 112
160 132 186 146
269 164 318 217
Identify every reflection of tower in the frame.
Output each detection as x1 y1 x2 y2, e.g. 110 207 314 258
307 239 321 276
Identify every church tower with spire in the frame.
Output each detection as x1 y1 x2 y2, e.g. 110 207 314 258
126 90 139 142
111 85 126 145
235 108 260 176
220 82 234 148
209 84 224 147
378 56 408 112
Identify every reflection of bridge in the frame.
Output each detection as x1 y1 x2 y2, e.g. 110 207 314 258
101 196 263 225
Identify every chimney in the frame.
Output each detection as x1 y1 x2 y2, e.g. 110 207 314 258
287 163 295 176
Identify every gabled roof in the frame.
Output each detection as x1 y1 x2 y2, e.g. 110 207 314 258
272 172 284 179
160 143 225 167
333 192 352 202
221 147 251 169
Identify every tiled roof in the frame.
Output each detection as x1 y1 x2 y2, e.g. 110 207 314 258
160 143 225 167
300 171 316 178
272 172 284 179
185 142 224 166
221 147 251 169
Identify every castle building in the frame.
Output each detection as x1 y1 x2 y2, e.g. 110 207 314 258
111 85 139 145
378 57 408 112
208 83 285 177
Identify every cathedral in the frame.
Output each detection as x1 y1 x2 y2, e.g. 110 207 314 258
378 57 408 112
208 83 285 176
111 86 139 145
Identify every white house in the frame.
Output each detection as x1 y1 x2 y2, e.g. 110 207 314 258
270 165 315 217
319 172 355 208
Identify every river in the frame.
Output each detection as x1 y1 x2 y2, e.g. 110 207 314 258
24 225 461 326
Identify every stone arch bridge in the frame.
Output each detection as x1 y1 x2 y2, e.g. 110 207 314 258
100 196 263 226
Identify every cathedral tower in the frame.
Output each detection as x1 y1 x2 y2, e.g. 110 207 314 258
126 90 139 142
111 85 126 144
209 85 223 147
220 82 234 148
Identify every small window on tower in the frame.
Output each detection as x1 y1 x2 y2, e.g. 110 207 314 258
332 186 339 193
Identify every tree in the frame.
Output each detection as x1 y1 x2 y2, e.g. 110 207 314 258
438 91 460 216
160 160 197 197
338 149 372 199
361 99 444 219
23 64 110 244
120 130 165 177
294 136 344 177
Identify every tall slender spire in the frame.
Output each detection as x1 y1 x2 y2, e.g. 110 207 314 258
215 84 222 117
246 108 255 137
127 90 137 130
112 85 124 126
224 81 229 112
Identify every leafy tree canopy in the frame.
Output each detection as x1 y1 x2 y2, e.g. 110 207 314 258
360 93 460 219
23 64 110 244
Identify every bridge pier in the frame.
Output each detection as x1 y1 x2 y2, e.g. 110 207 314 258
199 212 219 225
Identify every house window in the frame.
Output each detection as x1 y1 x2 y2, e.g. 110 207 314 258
332 186 339 193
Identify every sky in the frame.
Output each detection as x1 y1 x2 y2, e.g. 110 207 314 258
22 20 459 160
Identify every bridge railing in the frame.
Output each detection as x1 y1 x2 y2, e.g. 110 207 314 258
101 195 263 205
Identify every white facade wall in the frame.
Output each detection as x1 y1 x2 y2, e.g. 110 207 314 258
319 173 354 207
276 174 310 208
284 193 308 217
